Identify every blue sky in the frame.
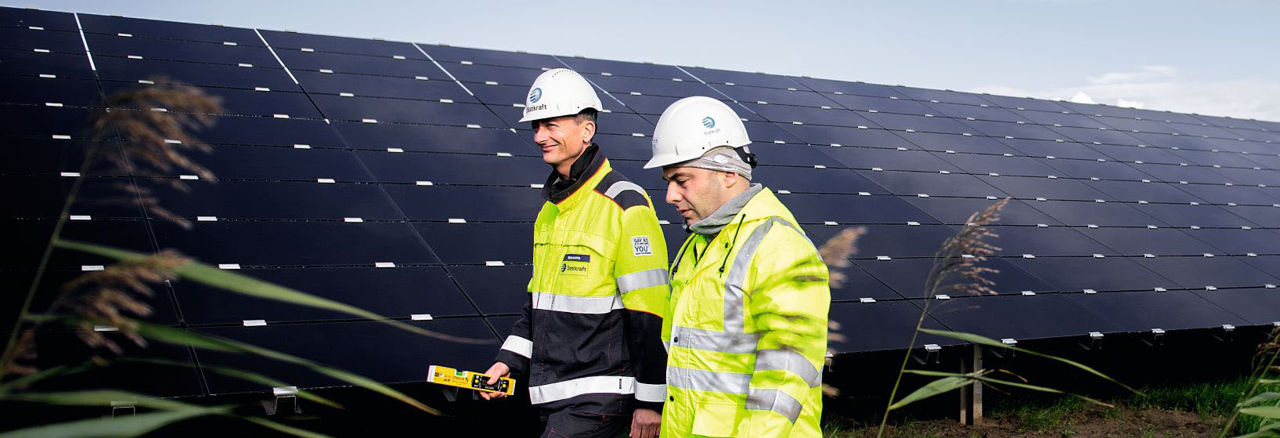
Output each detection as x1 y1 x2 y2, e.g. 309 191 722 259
8 0 1279 121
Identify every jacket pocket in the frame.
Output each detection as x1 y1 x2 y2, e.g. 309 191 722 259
691 401 741 437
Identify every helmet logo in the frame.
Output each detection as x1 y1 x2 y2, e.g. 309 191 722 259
529 87 543 103
702 116 715 128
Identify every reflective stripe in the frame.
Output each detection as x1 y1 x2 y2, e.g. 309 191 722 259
501 335 532 359
724 218 794 332
604 180 645 200
528 375 635 405
670 325 758 354
746 388 802 423
617 268 669 294
755 349 822 387
667 366 750 393
531 292 623 314
635 382 667 403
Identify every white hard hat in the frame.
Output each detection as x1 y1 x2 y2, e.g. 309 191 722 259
644 96 751 169
518 68 603 123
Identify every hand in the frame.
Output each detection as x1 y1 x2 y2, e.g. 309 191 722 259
478 362 511 400
630 408 660 438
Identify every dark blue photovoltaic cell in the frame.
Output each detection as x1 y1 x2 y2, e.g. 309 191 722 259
193 145 373 181
831 261 900 301
793 77 906 99
196 318 497 393
860 171 1001 198
421 44 558 68
753 166 886 195
450 265 533 315
928 294 1122 341
787 125 916 149
359 151 547 185
891 86 991 106
260 30 418 57
388 184 545 222
783 193 938 225
1078 228 1218 256
860 258 1054 297
93 56 296 90
1007 257 1174 292
153 221 438 266
1025 200 1165 227
901 131 1020 154
827 300 959 353
558 57 688 80
335 122 522 154
0 49 95 79
101 83 321 118
30 330 202 396
173 266 479 323
143 180 402 220
79 13 258 43
442 62 543 88
1 176 141 219
7 220 153 268
927 102 1024 123
1181 228 1280 255
0 76 100 106
990 226 1115 257
415 222 533 265
825 147 961 172
1192 288 1280 326
1136 257 1279 290
1064 291 1246 332
936 154 1060 177
828 94 932 115
199 116 344 146
1003 138 1110 160
83 33 277 65
681 66 802 90
905 197 1060 226
2 26 86 53
1133 204 1258 228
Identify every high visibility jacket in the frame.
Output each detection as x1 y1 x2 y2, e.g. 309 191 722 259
495 146 670 413
660 187 829 437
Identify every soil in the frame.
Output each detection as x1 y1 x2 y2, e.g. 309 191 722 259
839 407 1226 437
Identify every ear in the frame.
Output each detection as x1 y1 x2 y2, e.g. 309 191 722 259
720 170 740 189
580 120 596 144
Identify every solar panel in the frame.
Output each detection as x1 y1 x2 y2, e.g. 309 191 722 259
5 6 1280 406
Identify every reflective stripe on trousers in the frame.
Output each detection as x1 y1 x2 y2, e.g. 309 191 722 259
529 375 636 405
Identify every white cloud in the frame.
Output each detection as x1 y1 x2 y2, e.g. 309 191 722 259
1070 91 1096 104
973 65 1280 122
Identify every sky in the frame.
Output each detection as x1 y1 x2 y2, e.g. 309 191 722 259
8 0 1280 121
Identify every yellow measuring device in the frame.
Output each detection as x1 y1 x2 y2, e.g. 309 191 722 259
427 365 515 395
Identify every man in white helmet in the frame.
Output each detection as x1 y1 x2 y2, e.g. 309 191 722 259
644 96 830 437
479 68 669 438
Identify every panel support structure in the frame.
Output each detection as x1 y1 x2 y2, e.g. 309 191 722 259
960 345 983 426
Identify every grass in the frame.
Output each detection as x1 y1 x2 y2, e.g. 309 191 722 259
824 376 1259 437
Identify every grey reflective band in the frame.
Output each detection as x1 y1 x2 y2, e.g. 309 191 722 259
501 335 532 359
617 268 669 294
604 180 645 200
755 349 822 387
529 375 636 405
531 292 623 314
723 218 783 332
635 382 667 403
667 366 751 393
746 388 803 423
670 325 759 354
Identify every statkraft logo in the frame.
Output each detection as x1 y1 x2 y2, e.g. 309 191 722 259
529 87 542 103
702 116 715 128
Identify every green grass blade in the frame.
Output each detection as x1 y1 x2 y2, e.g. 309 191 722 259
1239 392 1280 408
919 328 1139 394
902 370 1113 408
131 322 441 415
119 358 343 410
1240 406 1280 420
0 363 97 394
0 407 223 438
1258 379 1280 385
888 376 973 410
244 417 332 438
0 389 199 411
1233 420 1280 438
55 239 487 345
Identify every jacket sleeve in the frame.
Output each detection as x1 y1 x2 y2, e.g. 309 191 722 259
493 293 533 378
741 227 830 437
614 203 670 412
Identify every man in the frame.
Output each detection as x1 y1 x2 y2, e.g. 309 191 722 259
480 68 668 438
643 96 830 437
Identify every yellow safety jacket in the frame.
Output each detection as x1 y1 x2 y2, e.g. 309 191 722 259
495 145 670 412
660 186 829 437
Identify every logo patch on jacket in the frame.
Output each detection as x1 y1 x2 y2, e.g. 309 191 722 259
631 236 652 257
560 254 590 276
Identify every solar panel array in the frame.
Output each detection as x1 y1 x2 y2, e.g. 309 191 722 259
5 7 1280 399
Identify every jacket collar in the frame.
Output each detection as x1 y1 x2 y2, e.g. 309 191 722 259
689 183 763 236
542 144 603 205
